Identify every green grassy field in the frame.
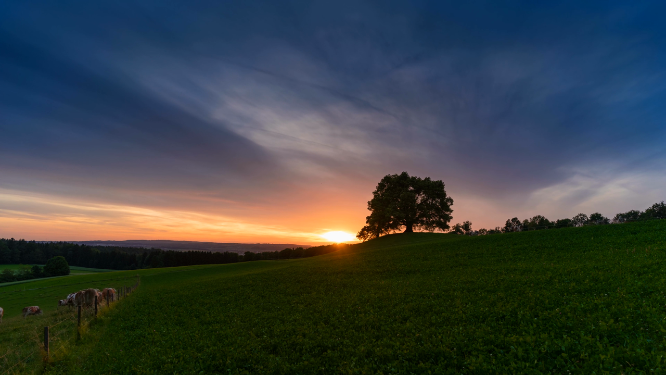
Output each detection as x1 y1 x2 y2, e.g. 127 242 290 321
4 220 666 374
0 264 112 274
0 268 143 374
0 271 136 319
0 265 114 289
0 265 232 373
67 266 114 274
34 220 665 374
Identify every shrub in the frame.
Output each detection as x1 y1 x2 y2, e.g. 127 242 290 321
31 265 44 278
0 269 15 283
44 256 70 277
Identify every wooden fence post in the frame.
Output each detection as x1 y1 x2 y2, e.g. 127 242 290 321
94 295 98 318
44 326 49 362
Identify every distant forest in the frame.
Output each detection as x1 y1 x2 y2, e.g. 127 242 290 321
0 239 345 271
451 201 666 235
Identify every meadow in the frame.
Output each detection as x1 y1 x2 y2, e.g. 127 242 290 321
3 220 666 374
0 265 112 275
0 267 142 374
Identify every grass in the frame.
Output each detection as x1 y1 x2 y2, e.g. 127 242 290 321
0 265 112 274
0 264 281 374
40 220 666 374
0 264 112 272
0 271 138 319
3 220 666 373
0 268 144 374
67 266 114 274
0 264 113 289
0 264 115 290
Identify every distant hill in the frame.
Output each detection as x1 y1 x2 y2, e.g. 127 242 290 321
69 240 311 254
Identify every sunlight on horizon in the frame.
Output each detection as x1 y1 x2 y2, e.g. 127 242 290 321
320 231 355 243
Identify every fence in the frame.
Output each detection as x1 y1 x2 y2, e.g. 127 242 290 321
0 275 140 374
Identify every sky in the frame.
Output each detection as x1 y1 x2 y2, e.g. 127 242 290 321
1 1 666 244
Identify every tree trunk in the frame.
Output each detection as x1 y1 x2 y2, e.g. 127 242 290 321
403 224 414 233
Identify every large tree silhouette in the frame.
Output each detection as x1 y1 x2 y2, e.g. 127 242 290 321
356 172 453 241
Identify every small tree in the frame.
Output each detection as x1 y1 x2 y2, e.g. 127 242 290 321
503 217 522 232
643 201 666 220
571 213 589 227
0 269 15 283
555 218 572 228
461 221 473 235
357 172 453 241
613 210 641 223
31 265 44 278
589 212 609 225
450 223 464 235
44 256 70 277
528 215 551 230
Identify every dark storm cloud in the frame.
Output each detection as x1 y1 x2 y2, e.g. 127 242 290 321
1 0 666 226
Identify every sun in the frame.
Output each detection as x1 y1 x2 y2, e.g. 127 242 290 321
321 231 355 243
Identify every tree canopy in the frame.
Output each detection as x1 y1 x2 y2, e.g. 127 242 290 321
357 172 453 241
589 212 610 225
571 213 589 227
44 256 70 277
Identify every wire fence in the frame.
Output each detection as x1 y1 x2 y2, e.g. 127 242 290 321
0 276 140 374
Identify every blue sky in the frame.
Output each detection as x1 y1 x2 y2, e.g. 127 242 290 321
1 1 665 242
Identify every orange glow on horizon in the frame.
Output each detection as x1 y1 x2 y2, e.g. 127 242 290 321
320 231 356 243
0 189 364 245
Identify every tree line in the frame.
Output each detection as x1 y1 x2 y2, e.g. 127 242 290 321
0 238 345 271
0 255 71 283
450 201 666 235
357 172 665 240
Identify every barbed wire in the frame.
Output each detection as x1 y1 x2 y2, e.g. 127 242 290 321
0 348 36 375
49 315 74 329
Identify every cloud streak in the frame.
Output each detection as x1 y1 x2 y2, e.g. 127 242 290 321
1 0 666 240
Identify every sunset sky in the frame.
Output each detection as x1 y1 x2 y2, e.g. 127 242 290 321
1 1 665 244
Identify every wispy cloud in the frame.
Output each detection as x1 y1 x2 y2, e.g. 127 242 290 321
0 190 323 243
1 0 665 239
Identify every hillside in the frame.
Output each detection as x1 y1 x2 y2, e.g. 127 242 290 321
5 220 666 373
